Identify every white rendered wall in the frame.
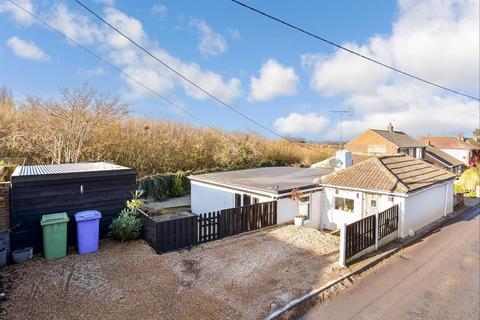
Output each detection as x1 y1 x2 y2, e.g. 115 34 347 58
191 181 235 214
321 187 363 230
401 181 454 238
190 181 273 214
441 148 469 165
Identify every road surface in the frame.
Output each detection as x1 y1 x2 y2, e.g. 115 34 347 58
302 205 480 320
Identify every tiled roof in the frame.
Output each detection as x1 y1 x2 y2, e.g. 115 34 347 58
372 129 426 148
425 146 464 167
419 136 473 150
319 154 455 194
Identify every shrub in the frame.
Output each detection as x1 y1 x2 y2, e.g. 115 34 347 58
108 208 143 241
454 167 480 197
172 172 186 197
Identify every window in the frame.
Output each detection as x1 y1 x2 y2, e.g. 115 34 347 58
334 197 355 213
388 196 394 202
298 196 310 220
252 197 259 204
235 194 241 207
243 194 251 206
370 199 377 207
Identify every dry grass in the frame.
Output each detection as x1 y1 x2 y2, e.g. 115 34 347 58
1 226 344 320
0 86 335 177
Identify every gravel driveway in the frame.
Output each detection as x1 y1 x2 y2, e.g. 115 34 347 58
1 225 343 320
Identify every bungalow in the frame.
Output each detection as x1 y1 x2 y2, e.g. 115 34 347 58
190 151 455 238
344 123 427 160
190 165 334 226
318 153 455 237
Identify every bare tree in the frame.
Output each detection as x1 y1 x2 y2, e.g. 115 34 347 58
20 84 128 164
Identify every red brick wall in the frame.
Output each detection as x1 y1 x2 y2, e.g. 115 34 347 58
345 129 398 154
0 183 10 229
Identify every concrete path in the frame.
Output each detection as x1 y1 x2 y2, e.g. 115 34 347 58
301 204 480 320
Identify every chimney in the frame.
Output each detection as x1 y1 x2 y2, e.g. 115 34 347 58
335 150 352 171
387 122 394 132
459 133 465 141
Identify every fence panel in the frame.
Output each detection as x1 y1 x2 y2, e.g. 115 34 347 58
198 211 220 243
378 204 399 240
345 215 376 259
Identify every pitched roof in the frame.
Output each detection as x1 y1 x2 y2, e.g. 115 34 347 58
319 154 455 194
425 146 464 167
419 136 473 150
372 129 426 148
466 138 480 149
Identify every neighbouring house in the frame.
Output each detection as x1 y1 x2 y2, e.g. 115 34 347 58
419 135 479 167
344 123 427 160
190 151 455 238
424 145 465 175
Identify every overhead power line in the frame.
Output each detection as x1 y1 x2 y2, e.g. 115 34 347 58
230 0 480 102
7 0 240 144
72 0 318 152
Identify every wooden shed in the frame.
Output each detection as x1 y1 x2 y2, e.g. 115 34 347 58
10 162 137 252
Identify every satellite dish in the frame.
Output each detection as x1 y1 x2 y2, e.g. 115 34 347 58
328 158 343 168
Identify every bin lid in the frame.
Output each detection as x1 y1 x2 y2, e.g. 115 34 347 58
75 210 102 222
41 212 70 226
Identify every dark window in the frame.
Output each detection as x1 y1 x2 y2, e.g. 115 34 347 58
243 194 251 206
252 197 259 204
235 194 241 207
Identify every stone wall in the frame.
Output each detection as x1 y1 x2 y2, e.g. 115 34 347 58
0 182 10 229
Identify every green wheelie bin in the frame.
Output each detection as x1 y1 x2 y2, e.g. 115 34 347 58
40 212 69 260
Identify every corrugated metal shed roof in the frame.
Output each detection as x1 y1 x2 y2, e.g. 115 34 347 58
12 162 132 177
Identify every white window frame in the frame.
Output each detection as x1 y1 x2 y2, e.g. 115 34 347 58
334 196 355 213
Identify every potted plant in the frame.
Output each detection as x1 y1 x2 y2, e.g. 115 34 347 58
12 247 33 264
291 188 305 227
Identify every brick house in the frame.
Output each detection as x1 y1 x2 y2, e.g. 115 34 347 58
344 124 426 160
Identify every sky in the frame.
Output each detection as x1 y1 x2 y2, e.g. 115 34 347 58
0 0 479 142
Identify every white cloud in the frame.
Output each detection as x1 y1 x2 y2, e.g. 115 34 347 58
227 29 241 40
190 19 228 57
274 112 329 135
47 3 102 45
151 4 167 19
94 0 115 5
0 0 34 26
249 59 299 102
302 0 479 138
78 66 105 77
6 36 49 61
0 3 242 103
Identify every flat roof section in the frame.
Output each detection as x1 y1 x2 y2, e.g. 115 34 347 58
189 166 334 195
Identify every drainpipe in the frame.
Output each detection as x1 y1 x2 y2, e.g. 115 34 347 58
443 182 449 216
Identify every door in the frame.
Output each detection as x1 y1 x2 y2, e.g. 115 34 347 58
364 193 380 217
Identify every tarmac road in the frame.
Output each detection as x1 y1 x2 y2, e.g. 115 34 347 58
301 204 480 320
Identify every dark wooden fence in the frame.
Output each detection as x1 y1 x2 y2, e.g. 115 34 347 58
378 204 399 240
143 201 277 253
345 204 399 260
345 215 376 259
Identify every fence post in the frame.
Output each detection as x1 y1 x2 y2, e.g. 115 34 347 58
339 223 347 267
375 212 379 250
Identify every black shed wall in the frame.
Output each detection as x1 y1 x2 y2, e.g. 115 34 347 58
10 170 136 252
